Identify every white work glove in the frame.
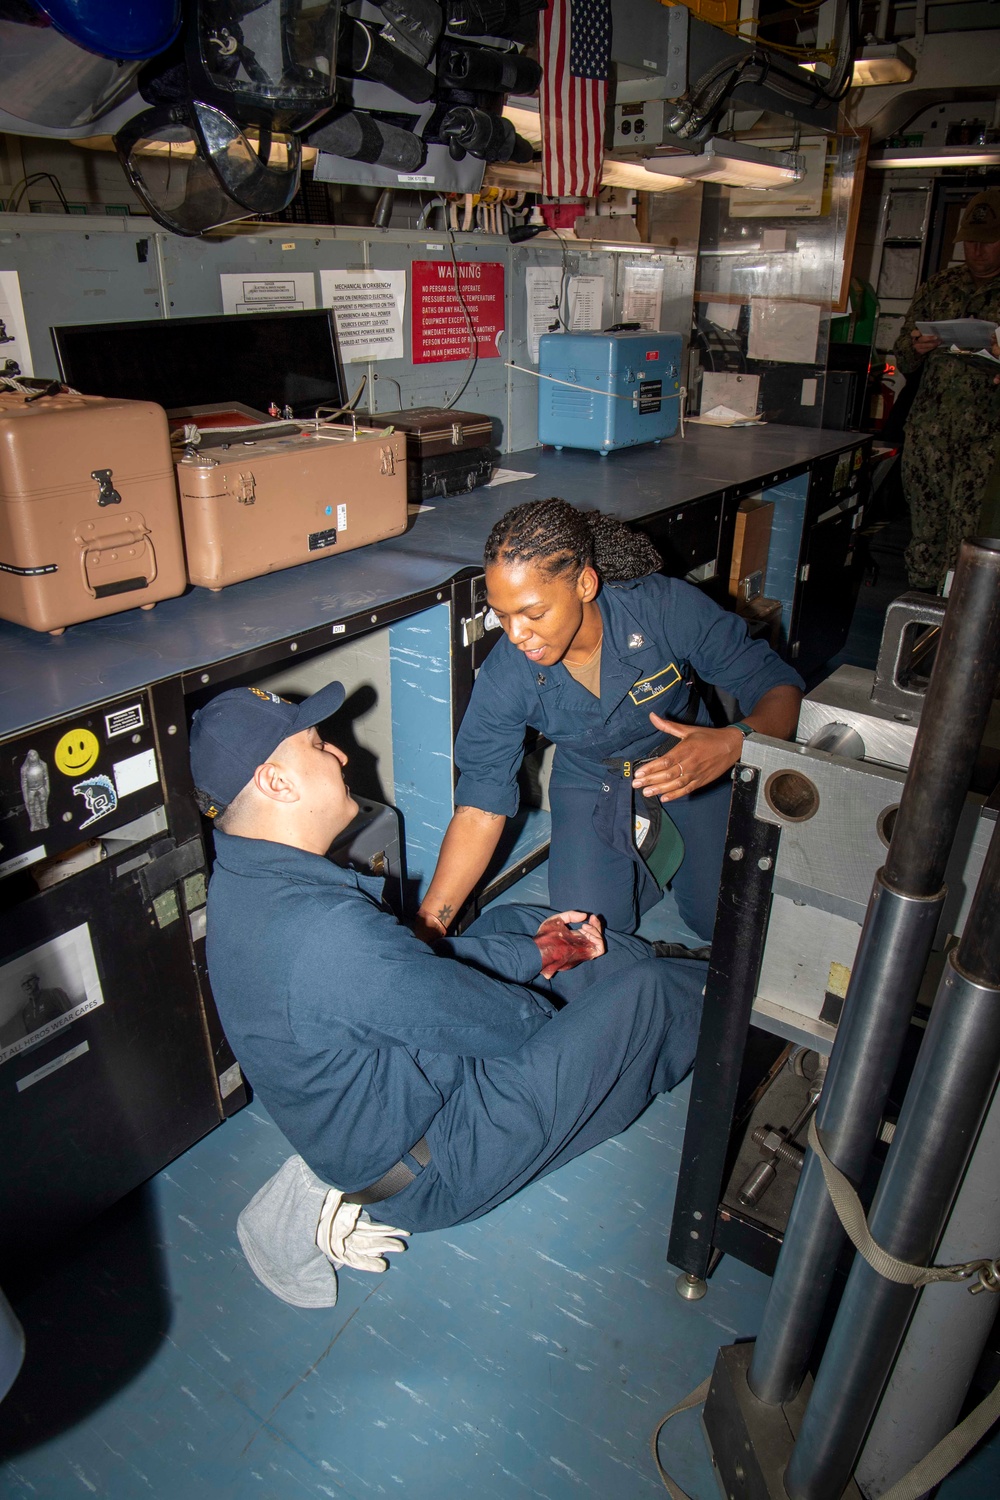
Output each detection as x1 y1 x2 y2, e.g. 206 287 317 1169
315 1189 410 1273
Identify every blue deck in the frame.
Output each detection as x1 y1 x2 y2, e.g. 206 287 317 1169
2 855 996 1498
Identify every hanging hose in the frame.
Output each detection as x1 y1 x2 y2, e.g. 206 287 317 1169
669 0 860 139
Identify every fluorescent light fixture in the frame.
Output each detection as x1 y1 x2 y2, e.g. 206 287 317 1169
485 155 689 193
868 145 1000 169
502 103 543 149
72 132 316 168
600 157 687 192
851 42 916 86
805 42 916 86
499 104 689 192
643 138 804 188
482 160 542 191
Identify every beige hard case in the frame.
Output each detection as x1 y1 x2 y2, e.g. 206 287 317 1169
0 391 187 634
175 425 407 590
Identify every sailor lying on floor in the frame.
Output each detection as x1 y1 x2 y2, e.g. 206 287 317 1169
189 682 706 1306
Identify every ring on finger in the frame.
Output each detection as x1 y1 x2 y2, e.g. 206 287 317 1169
676 763 684 778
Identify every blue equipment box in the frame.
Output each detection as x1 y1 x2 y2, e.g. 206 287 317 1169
537 330 682 455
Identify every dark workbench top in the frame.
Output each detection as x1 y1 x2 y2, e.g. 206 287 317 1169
0 424 861 736
391 423 847 570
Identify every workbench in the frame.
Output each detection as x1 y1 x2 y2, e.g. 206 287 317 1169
0 424 867 737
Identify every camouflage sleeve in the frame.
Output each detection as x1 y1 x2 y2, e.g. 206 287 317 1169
893 278 938 376
893 277 953 381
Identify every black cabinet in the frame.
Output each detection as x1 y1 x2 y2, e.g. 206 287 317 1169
788 444 870 675
0 847 220 1268
638 492 724 586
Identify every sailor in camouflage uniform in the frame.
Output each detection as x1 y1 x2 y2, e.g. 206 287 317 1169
893 188 1000 590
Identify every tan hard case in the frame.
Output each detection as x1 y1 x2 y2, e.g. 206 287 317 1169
0 391 187 634
175 425 407 590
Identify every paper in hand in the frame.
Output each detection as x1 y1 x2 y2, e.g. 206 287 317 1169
915 318 997 351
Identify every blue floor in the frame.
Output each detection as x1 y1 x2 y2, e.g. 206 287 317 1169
3 513 998 1498
3 873 996 1497
1 1071 767 1499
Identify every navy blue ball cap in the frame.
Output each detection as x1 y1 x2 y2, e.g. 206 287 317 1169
189 681 346 815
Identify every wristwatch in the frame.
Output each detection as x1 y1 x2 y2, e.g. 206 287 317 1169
731 720 754 738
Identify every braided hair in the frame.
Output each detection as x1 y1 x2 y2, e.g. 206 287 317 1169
483 498 662 583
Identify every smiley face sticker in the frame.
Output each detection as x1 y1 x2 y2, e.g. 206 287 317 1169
54 727 100 777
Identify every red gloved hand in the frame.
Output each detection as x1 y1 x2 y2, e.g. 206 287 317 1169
533 911 605 979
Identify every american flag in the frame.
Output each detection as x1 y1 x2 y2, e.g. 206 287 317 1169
540 0 612 200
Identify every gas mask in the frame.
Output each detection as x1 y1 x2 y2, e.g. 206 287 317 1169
114 0 341 235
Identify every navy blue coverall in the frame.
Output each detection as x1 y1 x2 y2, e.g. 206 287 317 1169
206 829 704 1233
455 574 803 939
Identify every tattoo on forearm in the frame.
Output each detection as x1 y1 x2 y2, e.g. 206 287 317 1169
435 904 453 925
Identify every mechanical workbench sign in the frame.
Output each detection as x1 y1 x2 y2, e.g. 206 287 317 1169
410 260 505 365
321 269 406 363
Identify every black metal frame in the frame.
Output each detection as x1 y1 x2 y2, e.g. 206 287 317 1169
668 765 786 1280
787 439 872 673
180 583 454 703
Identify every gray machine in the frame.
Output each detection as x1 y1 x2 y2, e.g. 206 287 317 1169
736 591 996 1059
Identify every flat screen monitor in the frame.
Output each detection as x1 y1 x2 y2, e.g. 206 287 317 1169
52 309 346 418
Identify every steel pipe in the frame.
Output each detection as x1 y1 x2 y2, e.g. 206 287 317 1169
884 539 1000 896
748 537 1000 1407
747 878 944 1404
856 1072 1000 1496
785 813 1000 1500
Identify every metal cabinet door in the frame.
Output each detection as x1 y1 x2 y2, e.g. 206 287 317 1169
789 506 866 676
0 850 220 1268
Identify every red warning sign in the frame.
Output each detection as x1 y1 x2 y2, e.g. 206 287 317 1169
411 259 505 365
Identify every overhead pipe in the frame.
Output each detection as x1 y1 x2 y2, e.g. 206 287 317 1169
748 537 1000 1407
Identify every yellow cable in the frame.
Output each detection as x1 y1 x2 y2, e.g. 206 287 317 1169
714 22 837 63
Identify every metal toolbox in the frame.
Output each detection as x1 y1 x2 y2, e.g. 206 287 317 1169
175 423 407 590
537 329 682 455
0 391 187 635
